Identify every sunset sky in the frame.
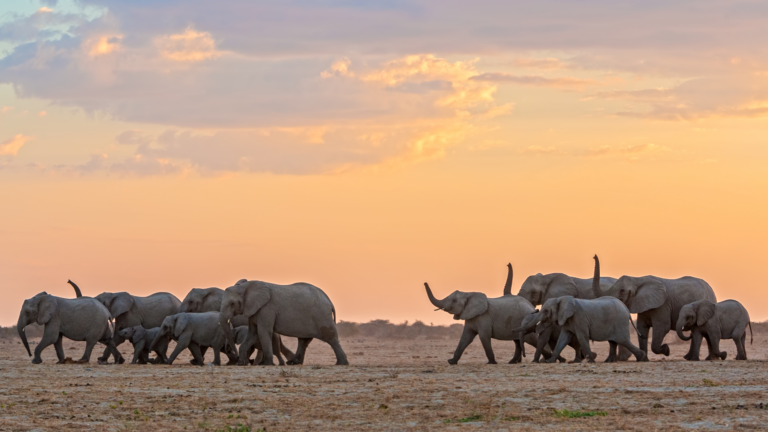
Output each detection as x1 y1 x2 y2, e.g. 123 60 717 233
1 1 767 326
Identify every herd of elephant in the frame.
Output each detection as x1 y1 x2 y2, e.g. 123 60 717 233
425 255 752 364
17 279 349 366
16 255 753 367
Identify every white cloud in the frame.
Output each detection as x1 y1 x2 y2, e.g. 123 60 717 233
0 134 31 157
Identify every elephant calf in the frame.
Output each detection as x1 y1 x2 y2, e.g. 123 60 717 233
516 311 583 363
231 326 291 365
152 312 233 366
118 326 169 364
677 299 752 361
18 292 120 364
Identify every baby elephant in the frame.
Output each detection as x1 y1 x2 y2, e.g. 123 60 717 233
117 326 169 364
676 299 752 361
152 312 231 366
232 326 291 365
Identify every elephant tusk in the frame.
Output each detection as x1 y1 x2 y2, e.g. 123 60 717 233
434 308 442 311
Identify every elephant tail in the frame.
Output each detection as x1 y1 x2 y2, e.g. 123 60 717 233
332 306 336 324
629 316 639 335
749 321 753 345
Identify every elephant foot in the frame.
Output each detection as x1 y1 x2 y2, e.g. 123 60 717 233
662 344 670 356
683 353 692 361
605 357 616 363
557 356 567 363
486 360 498 365
97 358 108 365
75 358 89 364
116 357 126 365
688 357 700 361
335 360 350 366
637 353 649 362
508 358 520 364
544 358 557 364
447 359 458 365
719 352 727 360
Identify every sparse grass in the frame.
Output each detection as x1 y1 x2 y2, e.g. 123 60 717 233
279 366 302 378
702 379 720 387
385 367 400 378
444 412 483 423
215 424 250 432
552 409 607 418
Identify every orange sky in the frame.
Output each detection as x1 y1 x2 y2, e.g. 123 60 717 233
1 1 768 325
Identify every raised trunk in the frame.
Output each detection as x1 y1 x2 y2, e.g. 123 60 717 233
220 312 237 352
503 263 513 296
676 320 692 341
67 280 82 298
424 283 449 310
591 255 602 299
18 314 31 357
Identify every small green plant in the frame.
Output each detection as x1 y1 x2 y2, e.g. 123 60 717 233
702 379 720 387
215 424 250 432
552 409 607 418
134 409 140 415
61 391 67 396
119 401 123 405
444 412 483 423
109 404 117 409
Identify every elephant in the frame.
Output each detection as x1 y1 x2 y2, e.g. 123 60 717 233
151 312 236 366
516 310 583 363
600 267 718 360
219 280 348 366
180 282 296 364
425 280 549 365
117 326 169 364
89 288 181 364
17 292 120 364
510 260 631 361
676 299 753 361
231 326 290 365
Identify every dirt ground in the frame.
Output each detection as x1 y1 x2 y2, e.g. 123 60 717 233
1 334 767 431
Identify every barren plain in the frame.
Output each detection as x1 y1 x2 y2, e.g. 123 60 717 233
1 335 768 431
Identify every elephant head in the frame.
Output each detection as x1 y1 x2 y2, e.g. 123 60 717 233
538 296 577 327
151 314 187 350
609 276 667 314
518 273 578 306
95 292 135 320
219 281 271 351
17 292 56 357
424 283 488 321
118 326 146 344
676 300 716 341
179 288 215 313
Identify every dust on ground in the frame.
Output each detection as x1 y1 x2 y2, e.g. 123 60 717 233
1 334 767 431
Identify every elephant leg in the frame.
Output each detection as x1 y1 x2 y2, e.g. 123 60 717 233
449 326 477 365
166 333 192 365
33 326 60 364
188 342 205 366
271 335 285 366
735 334 746 360
102 331 126 364
288 338 312 365
706 335 726 361
238 324 260 365
616 338 646 362
212 345 221 366
279 336 296 363
636 318 650 357
78 338 98 363
649 324 670 356
477 333 496 364
687 330 702 361
617 345 632 362
327 338 349 366
191 346 209 365
131 341 143 364
569 338 583 363
53 334 66 362
605 341 617 363
575 333 595 363
155 342 169 364
546 331 572 363
256 323 276 366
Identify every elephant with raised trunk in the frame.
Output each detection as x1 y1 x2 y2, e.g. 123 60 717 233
517 256 646 363
180 282 295 365
18 292 120 364
600 266 718 360
425 266 548 364
219 280 348 366
676 299 752 361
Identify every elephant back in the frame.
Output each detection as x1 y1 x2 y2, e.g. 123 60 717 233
134 293 183 328
664 276 716 322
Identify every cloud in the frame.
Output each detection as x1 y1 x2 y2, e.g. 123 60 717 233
88 35 122 57
1 106 14 113
586 143 670 160
511 58 569 70
472 73 596 90
0 134 31 157
518 145 558 155
155 27 221 62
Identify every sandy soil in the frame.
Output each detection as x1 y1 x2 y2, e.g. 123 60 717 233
1 335 767 431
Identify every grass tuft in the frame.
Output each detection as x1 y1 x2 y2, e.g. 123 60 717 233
552 409 607 418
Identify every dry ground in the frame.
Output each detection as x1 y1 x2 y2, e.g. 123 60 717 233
1 334 767 431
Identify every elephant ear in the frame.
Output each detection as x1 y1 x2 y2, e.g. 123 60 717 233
544 274 578 301
557 298 576 326
628 281 667 314
36 295 56 325
110 293 134 318
695 300 716 327
459 293 488 320
133 327 147 344
173 314 189 338
243 284 271 317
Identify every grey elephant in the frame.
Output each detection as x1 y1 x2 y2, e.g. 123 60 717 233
600 266 718 359
676 299 753 361
516 310 583 363
231 326 290 365
17 292 120 364
425 279 548 365
117 326 169 364
219 280 348 366
151 312 235 365
180 282 295 365
89 288 181 364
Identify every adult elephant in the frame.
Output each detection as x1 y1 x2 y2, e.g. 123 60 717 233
180 282 296 364
425 281 548 365
68 281 181 364
18 292 119 364
219 280 348 366
602 270 718 359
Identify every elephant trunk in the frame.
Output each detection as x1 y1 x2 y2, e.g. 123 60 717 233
676 320 692 341
220 312 237 352
424 283 449 310
67 280 82 298
591 255 602 299
17 314 31 357
149 331 167 352
503 263 513 296
510 315 542 335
